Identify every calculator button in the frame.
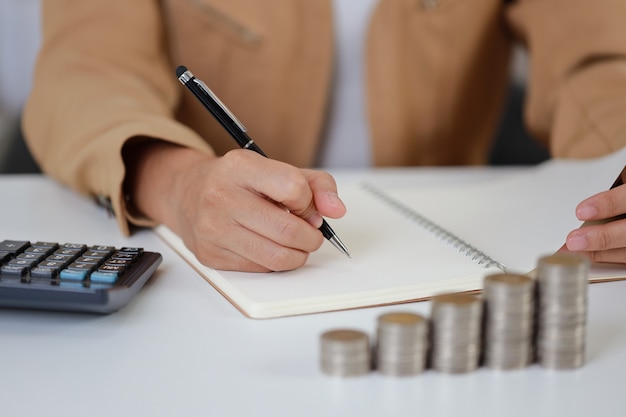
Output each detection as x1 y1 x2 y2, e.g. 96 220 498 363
90 271 119 284
59 268 89 281
46 254 74 265
54 248 83 257
24 246 54 257
17 252 44 263
30 266 60 282
97 264 125 275
74 256 102 266
119 247 143 255
105 258 132 267
31 242 60 250
110 252 135 261
61 243 87 251
66 262 96 273
3 258 37 275
81 251 109 261
88 245 115 254
0 240 30 255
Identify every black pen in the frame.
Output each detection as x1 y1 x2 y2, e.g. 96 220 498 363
175 65 350 258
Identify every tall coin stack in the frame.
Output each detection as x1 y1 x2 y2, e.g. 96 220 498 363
375 312 429 376
535 253 590 369
430 294 483 373
482 273 535 370
320 329 371 377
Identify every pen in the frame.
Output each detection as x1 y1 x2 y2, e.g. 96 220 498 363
610 165 626 190
175 65 350 258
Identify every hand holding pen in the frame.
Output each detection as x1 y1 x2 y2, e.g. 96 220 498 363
564 165 626 264
174 65 350 261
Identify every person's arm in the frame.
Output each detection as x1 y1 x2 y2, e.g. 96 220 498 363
22 0 212 234
23 0 346 271
507 0 626 263
506 0 626 158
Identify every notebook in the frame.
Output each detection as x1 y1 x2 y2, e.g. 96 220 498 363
156 147 626 319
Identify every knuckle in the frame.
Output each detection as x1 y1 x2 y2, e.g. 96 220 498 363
596 229 613 250
278 175 309 201
607 192 623 216
275 219 300 243
222 148 249 167
274 220 324 252
265 247 305 271
585 250 601 263
309 231 325 251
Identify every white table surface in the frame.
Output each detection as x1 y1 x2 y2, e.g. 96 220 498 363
2 170 626 417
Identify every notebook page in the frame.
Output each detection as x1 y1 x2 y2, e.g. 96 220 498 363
156 182 502 318
383 147 626 275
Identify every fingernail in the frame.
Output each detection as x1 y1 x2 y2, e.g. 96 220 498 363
326 192 344 208
576 204 597 220
567 235 588 251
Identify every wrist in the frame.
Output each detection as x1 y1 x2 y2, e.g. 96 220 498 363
122 138 211 228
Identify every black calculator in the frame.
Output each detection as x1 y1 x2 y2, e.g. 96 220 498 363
0 239 162 313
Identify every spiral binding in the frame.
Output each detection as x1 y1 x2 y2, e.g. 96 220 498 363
362 183 506 271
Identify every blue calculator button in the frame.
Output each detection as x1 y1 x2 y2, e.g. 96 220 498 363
90 271 119 284
59 269 88 281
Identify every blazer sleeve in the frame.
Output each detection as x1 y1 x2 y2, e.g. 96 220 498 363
22 0 214 235
507 0 626 158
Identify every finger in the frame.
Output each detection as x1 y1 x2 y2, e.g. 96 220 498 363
566 218 626 252
561 246 626 265
303 169 347 220
190 217 312 272
224 150 322 225
235 193 325 253
576 184 626 221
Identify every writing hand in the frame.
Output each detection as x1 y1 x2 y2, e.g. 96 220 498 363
127 143 346 272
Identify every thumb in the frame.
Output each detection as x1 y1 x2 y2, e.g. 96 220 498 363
303 169 347 221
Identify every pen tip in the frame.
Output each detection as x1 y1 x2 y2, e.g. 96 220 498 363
175 65 188 78
328 235 351 259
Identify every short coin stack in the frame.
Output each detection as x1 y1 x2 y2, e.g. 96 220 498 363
482 273 535 370
535 253 589 369
375 312 428 376
430 294 483 374
319 329 371 377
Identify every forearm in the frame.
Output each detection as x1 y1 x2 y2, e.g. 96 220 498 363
123 139 215 232
22 0 214 234
507 0 626 157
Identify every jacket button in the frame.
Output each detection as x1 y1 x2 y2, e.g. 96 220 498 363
94 194 115 217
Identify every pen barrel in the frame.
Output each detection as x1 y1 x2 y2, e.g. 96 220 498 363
243 139 267 157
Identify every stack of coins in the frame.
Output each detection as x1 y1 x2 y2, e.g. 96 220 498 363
319 329 371 377
535 253 589 369
482 273 535 370
375 312 429 376
430 293 483 373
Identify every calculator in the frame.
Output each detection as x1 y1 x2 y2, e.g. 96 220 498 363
0 239 162 313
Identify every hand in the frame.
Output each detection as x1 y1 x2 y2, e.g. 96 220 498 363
127 142 347 272
564 183 626 264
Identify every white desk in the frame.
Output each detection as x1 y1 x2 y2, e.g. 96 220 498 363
2 170 626 417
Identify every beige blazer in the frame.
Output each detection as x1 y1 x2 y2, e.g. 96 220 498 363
23 0 626 234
